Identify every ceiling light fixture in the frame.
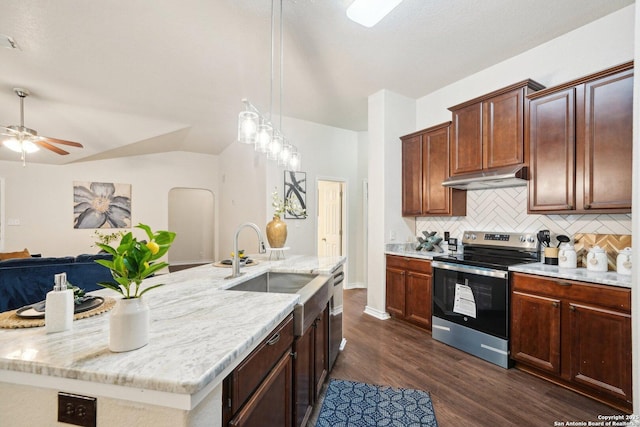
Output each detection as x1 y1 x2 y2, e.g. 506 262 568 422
237 0 300 172
346 0 403 28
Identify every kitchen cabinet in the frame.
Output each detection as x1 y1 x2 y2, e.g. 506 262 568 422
528 61 633 214
293 304 329 427
400 122 466 217
511 272 631 412
223 315 294 427
385 255 432 330
448 80 544 176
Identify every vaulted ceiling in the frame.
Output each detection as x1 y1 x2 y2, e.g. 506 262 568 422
0 0 633 164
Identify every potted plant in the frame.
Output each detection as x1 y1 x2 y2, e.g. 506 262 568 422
267 188 306 248
95 223 176 352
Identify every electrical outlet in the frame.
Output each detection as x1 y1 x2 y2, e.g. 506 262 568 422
58 392 96 427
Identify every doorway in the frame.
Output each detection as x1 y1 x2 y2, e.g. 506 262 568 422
168 188 215 271
317 180 345 257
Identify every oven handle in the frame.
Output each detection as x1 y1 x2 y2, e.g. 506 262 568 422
432 261 508 279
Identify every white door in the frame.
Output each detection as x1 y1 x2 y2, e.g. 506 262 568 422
318 181 343 257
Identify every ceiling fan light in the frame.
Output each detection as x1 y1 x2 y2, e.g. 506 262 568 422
3 138 39 153
346 0 403 28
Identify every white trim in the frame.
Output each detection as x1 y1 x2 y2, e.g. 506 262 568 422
344 281 367 289
364 305 390 320
0 177 4 251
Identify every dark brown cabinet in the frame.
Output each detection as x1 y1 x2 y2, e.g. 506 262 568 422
449 80 544 176
511 272 632 412
400 122 466 217
528 61 633 214
293 305 329 427
223 315 294 427
385 255 432 330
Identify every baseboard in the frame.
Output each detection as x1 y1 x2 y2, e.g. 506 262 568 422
344 282 366 290
364 305 391 320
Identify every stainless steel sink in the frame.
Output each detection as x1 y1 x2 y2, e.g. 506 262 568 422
225 272 332 336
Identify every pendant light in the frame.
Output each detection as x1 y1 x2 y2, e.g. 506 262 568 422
237 0 301 172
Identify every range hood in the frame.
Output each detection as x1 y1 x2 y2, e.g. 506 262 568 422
442 165 528 190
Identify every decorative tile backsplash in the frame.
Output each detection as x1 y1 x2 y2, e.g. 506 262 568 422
416 187 631 247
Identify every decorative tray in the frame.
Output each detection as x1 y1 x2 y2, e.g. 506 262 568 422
16 296 105 319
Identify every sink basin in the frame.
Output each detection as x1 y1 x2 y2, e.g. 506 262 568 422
225 272 332 336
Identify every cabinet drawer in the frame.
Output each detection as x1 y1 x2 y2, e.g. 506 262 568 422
386 255 432 275
230 315 294 413
511 273 630 313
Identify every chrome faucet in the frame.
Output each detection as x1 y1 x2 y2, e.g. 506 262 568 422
227 222 267 279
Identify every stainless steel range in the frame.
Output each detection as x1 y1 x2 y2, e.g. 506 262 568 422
431 231 539 368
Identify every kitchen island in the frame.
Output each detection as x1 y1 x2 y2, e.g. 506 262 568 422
0 254 345 426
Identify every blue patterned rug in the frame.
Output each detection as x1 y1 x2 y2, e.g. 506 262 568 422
315 379 438 427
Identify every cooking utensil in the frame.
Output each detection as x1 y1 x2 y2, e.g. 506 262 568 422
542 230 551 247
537 231 546 247
556 235 570 247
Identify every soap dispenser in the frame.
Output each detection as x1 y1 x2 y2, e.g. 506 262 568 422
45 273 74 333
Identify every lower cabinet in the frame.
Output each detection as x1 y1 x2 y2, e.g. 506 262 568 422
223 315 294 427
511 272 632 412
385 255 432 330
294 304 329 427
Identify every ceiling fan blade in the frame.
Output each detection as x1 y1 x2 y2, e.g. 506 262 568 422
40 135 83 148
34 139 70 155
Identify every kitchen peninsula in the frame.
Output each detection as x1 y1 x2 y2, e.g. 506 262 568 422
0 254 345 426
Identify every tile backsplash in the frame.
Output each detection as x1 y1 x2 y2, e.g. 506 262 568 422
416 187 631 246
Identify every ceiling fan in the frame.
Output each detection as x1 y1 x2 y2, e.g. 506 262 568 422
1 87 83 165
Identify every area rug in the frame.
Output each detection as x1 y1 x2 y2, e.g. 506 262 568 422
315 379 438 427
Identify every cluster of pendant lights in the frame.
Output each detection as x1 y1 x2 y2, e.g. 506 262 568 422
237 99 300 171
237 0 301 172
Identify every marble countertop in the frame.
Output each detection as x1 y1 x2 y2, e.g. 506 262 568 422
385 244 631 289
509 262 632 289
0 254 346 399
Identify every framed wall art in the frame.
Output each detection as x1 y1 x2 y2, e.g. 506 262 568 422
284 171 306 219
73 181 132 229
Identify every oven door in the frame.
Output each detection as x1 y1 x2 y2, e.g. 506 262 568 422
432 261 509 339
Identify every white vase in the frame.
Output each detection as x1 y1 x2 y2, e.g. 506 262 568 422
109 297 150 352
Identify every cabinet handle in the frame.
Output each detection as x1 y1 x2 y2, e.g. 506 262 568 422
267 333 281 346
569 305 576 312
552 301 559 308
556 281 572 286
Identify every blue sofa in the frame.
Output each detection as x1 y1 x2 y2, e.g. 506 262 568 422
0 254 114 312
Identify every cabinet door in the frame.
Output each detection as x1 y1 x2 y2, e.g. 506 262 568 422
293 326 313 427
229 351 293 427
582 69 633 211
510 291 561 374
401 135 423 216
386 267 406 318
569 302 632 403
482 88 525 169
450 103 483 175
423 125 451 214
528 88 576 212
313 307 329 399
405 271 432 330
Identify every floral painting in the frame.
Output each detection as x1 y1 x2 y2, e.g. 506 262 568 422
73 181 131 229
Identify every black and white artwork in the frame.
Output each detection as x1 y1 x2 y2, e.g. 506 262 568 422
284 171 306 219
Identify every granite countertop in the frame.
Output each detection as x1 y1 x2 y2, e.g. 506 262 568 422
509 262 632 289
384 243 446 260
0 254 346 399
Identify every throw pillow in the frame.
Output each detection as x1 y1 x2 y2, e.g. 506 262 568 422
0 248 31 261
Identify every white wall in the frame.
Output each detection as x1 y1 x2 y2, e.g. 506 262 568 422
0 151 219 257
632 2 639 417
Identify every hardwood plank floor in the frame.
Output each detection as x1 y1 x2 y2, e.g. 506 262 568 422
322 288 624 427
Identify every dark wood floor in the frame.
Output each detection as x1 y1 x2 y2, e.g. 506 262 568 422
326 288 623 427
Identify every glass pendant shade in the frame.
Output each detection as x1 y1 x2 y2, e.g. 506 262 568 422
268 134 283 160
255 121 272 153
3 138 39 153
288 150 301 171
278 141 292 167
237 110 259 144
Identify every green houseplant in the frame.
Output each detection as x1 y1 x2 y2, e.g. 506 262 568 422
94 223 176 352
95 223 176 298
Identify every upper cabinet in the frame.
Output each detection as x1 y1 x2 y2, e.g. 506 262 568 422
528 62 633 214
400 122 466 217
448 80 545 176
